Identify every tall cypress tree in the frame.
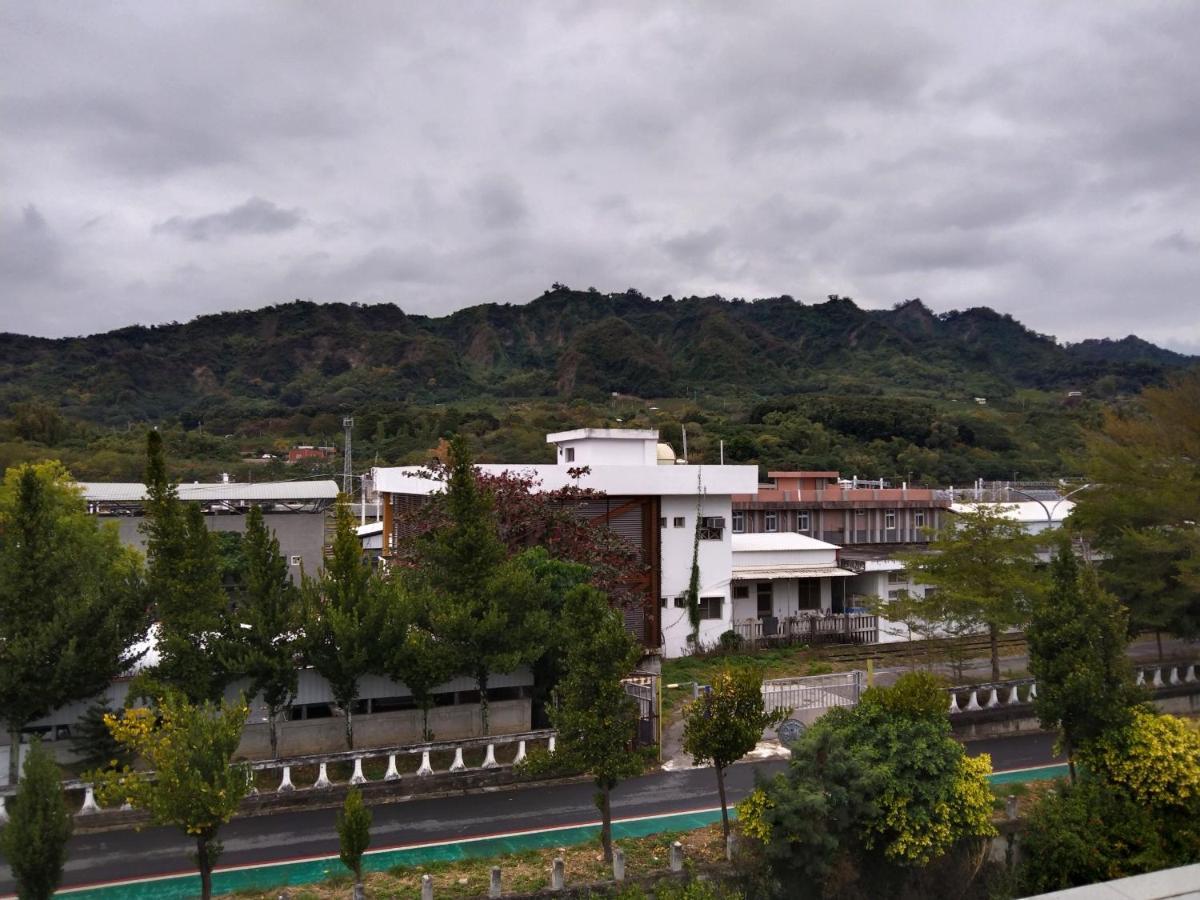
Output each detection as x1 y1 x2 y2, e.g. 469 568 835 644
1027 538 1141 780
0 461 145 785
227 506 301 757
415 436 549 734
0 739 73 898
302 498 385 749
138 432 231 704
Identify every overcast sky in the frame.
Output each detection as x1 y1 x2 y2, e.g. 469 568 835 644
3 2 1199 351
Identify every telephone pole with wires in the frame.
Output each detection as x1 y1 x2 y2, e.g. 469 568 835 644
342 416 354 496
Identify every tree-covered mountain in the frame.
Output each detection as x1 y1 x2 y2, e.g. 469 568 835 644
0 288 1191 429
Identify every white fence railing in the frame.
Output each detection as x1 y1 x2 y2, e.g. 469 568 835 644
734 614 878 647
761 671 863 717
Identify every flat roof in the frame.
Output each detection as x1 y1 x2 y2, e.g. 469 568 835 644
732 533 840 552
732 565 856 580
950 500 1075 523
767 471 840 479
80 481 340 503
374 463 757 497
546 428 659 443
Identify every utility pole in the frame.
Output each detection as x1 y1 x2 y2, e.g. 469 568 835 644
342 416 354 497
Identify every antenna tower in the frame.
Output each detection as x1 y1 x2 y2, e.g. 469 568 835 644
342 416 354 496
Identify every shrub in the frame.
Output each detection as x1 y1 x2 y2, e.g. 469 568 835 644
718 629 744 652
1078 709 1200 810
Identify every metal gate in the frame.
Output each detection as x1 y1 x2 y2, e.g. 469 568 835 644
622 673 659 749
761 671 863 719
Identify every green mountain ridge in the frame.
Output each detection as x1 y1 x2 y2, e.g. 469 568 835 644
0 289 1191 429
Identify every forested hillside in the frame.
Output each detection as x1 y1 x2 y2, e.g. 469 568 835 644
0 288 1193 484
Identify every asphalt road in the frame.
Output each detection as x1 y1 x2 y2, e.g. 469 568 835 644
0 731 1063 895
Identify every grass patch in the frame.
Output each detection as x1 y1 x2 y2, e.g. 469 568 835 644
218 823 729 899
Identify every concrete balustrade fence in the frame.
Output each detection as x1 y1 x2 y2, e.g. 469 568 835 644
0 728 556 818
946 661 1199 716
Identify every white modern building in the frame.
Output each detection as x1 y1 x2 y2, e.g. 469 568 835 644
373 428 761 659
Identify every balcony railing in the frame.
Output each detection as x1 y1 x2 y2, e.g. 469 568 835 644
733 613 878 647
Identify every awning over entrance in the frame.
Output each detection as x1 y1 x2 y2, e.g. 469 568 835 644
732 565 857 580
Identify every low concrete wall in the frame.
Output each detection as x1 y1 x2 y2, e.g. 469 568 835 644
951 684 1200 741
236 699 531 759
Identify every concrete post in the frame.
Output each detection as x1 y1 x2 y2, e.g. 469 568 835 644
349 758 367 785
489 866 502 898
1170 666 1182 686
948 692 961 714
670 840 683 872
1153 667 1164 688
0 796 7 824
384 754 400 781
481 744 498 769
1187 665 1197 684
313 762 333 789
1029 682 1038 699
613 847 625 881
449 747 466 772
417 750 434 776
1006 795 1018 820
278 766 295 792
965 689 982 712
1008 685 1022 705
421 873 434 900
1136 669 1146 686
513 740 527 765
548 734 556 754
80 785 101 814
985 687 1000 709
551 857 565 890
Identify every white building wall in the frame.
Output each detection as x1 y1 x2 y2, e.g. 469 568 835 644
659 493 735 657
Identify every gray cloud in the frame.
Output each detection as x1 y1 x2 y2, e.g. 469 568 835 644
0 1 1197 349
155 197 304 242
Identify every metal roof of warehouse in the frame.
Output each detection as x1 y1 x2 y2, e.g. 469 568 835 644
79 481 340 502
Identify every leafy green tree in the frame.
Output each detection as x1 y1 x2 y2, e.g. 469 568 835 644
138 432 232 703
0 740 73 899
1026 539 1140 780
901 504 1042 681
69 702 130 774
91 693 250 900
743 672 995 896
226 506 302 758
741 726 881 898
550 585 643 862
302 497 387 749
1072 372 1200 652
0 461 146 785
1019 778 1174 894
683 667 785 839
413 437 550 734
337 788 372 898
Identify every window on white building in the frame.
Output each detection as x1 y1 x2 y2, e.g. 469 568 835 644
698 596 723 619
289 555 302 566
673 595 687 608
699 516 725 540
885 510 896 530
797 511 811 531
914 511 926 528
798 579 821 610
660 517 667 528
887 570 908 585
673 516 685 528
732 583 749 600
764 511 778 532
564 447 575 462
732 511 745 533
887 589 901 601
